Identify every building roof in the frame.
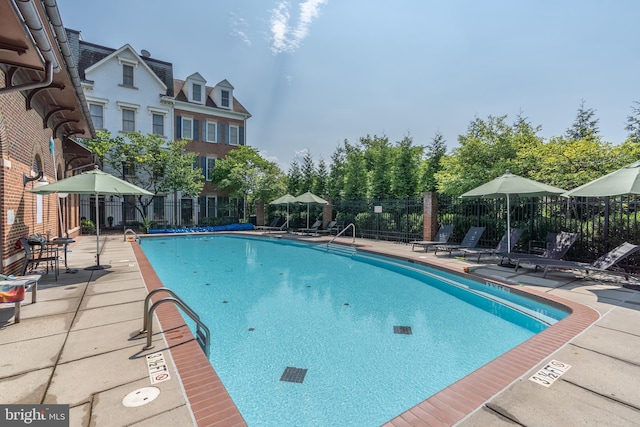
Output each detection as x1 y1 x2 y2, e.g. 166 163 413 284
67 30 174 97
173 79 251 117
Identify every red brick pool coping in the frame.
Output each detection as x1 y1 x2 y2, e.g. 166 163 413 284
132 241 599 427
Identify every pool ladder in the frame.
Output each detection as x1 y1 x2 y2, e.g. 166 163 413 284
124 228 140 242
326 223 357 256
140 287 211 357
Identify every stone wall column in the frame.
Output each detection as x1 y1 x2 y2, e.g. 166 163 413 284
423 192 438 241
322 197 333 227
256 200 265 226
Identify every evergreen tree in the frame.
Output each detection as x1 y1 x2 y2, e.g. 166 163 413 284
343 144 368 199
300 151 316 192
362 135 392 199
287 160 302 195
566 99 599 141
313 158 328 196
391 136 422 198
421 131 447 192
625 101 640 143
327 144 347 199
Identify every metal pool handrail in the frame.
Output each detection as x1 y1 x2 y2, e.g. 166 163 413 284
327 222 356 246
140 287 211 357
124 228 140 242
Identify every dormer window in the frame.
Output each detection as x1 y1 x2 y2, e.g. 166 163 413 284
123 64 134 86
192 83 202 103
221 90 230 108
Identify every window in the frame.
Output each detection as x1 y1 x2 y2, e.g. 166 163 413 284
192 83 202 102
122 108 135 132
122 64 134 86
182 117 193 140
229 125 239 145
205 121 217 142
207 197 217 217
152 113 164 136
221 90 230 108
206 157 216 181
153 196 165 221
89 104 104 129
122 160 135 176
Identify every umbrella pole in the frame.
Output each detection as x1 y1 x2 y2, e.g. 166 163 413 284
506 194 511 253
86 193 106 270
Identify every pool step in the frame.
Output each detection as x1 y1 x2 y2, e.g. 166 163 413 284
326 243 357 256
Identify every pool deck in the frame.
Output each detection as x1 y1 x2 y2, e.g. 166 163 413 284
0 232 639 426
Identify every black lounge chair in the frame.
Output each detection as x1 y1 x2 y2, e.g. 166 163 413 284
434 226 486 257
527 242 640 278
461 228 524 262
297 220 323 235
498 231 580 271
410 225 454 252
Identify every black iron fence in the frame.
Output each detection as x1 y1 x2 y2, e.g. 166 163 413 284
80 193 640 269
437 194 640 269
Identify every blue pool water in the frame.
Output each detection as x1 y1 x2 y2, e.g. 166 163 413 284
140 235 567 427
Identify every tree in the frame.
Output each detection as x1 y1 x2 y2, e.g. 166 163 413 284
436 115 522 195
84 131 203 221
343 143 368 200
625 101 640 143
327 144 347 199
287 160 302 195
361 135 392 199
566 99 599 141
211 146 285 221
421 131 447 192
391 136 423 198
314 158 328 197
300 151 316 192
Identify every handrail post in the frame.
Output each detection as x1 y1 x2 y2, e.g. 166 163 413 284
327 222 356 246
141 289 211 357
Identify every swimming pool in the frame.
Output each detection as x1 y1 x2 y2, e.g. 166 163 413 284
140 235 568 426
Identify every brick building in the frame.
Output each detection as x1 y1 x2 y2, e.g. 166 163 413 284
0 0 94 274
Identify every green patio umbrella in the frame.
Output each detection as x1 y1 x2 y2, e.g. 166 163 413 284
563 160 640 197
269 193 296 227
28 166 153 269
460 170 566 252
293 191 328 229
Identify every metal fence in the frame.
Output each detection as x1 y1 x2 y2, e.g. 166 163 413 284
437 194 640 270
80 193 640 269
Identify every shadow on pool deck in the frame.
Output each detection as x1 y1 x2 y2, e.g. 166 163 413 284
0 233 639 426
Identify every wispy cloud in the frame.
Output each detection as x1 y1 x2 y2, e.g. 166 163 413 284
269 0 329 54
230 13 252 46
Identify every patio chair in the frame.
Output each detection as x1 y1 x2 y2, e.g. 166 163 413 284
461 228 524 262
498 231 580 271
255 216 281 230
434 226 486 257
410 225 454 252
317 221 337 235
526 242 640 278
20 237 59 280
297 220 323 235
0 273 41 323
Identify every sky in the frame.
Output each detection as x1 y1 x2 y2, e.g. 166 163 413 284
57 0 640 170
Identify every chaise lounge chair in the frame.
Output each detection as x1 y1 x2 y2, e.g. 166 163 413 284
461 228 524 262
525 242 640 278
498 231 580 271
255 216 281 230
297 220 323 235
317 221 337 235
434 226 486 257
410 225 454 252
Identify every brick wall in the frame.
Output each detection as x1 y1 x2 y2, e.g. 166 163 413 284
0 71 66 275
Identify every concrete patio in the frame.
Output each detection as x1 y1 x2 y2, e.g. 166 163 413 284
0 233 639 426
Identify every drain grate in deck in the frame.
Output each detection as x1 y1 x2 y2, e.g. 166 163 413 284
394 326 412 335
280 367 308 383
